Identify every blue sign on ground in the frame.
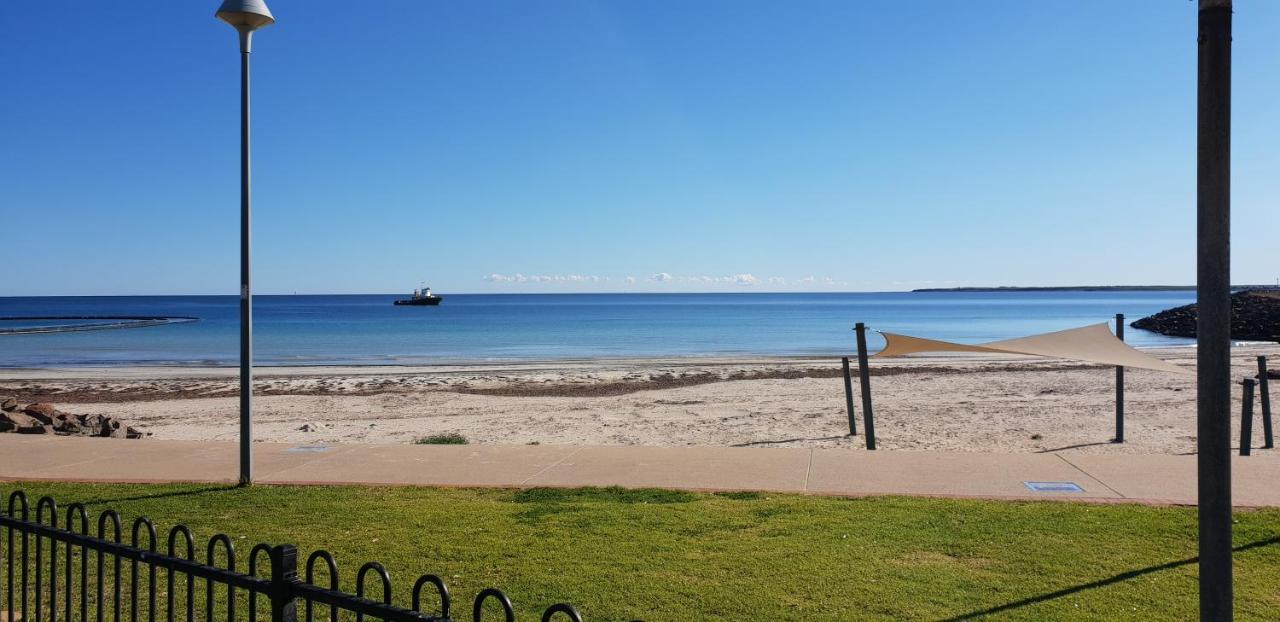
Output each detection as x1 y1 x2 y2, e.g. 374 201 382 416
1023 481 1085 493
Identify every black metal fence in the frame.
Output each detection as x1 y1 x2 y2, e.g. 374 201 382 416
2 491 582 622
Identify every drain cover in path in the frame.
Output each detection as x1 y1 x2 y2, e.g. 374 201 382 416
287 445 330 453
1024 481 1084 493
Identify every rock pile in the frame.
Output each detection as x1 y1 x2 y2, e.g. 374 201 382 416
1132 290 1280 342
0 398 146 438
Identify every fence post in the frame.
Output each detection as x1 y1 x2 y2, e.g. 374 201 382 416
855 323 876 450
269 545 298 622
1240 379 1255 457
1115 313 1125 443
841 357 857 436
1259 356 1273 449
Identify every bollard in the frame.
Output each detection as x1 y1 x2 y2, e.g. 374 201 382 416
841 357 857 436
1240 379 1255 457
1115 313 1125 443
855 323 876 450
1259 356 1273 449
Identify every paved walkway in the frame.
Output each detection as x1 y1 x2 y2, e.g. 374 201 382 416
2 435 1278 506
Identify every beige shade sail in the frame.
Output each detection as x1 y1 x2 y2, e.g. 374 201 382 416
874 322 1192 375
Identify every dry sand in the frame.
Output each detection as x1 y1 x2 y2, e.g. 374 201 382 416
2 345 1276 454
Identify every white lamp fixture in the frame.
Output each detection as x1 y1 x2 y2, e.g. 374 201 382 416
216 0 275 52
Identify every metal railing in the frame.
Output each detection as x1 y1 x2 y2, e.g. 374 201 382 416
2 491 582 622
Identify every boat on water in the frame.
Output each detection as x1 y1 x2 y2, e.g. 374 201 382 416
394 287 443 306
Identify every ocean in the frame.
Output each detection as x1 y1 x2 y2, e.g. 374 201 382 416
0 292 1196 367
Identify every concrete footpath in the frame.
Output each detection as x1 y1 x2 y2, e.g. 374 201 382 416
2 435 1278 506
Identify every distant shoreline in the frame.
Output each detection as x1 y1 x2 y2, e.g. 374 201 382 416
911 285 1277 293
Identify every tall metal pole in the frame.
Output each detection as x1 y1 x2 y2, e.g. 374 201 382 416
239 43 254 486
1196 0 1233 618
1115 313 1125 443
217 0 273 491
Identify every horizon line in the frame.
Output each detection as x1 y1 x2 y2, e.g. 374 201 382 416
2 284 1250 298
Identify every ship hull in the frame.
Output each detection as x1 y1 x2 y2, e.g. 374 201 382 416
393 297 443 306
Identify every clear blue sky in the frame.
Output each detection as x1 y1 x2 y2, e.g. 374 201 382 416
3 1 1277 295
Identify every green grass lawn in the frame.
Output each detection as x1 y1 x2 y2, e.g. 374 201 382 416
3 483 1279 621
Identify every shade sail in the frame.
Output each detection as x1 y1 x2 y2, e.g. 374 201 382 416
874 323 1192 375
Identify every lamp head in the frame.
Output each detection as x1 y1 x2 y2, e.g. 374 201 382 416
216 0 274 51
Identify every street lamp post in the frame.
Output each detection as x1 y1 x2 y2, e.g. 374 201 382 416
216 0 274 486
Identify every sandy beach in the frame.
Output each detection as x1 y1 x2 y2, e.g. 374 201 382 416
2 345 1276 455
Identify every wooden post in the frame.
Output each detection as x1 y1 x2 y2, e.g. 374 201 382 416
1196 1 1233 616
841 357 857 436
1115 313 1125 443
1240 379 1255 457
855 323 875 450
1259 356 1273 449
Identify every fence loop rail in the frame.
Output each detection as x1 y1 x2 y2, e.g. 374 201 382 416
540 603 583 622
3 490 584 622
471 589 514 622
411 575 450 620
303 550 338 622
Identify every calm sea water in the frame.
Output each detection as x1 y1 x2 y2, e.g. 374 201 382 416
0 292 1195 367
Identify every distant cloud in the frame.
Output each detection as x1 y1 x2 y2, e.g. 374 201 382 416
625 276 637 284
653 273 770 286
767 276 786 285
485 273 604 284
789 275 847 288
642 273 767 286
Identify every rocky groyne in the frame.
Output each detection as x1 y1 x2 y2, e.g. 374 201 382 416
0 397 146 438
1132 290 1280 342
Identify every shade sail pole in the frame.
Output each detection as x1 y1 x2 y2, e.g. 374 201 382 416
1115 313 1125 443
1196 0 1233 619
855 323 876 450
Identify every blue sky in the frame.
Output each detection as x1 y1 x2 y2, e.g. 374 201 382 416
2 1 1278 295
